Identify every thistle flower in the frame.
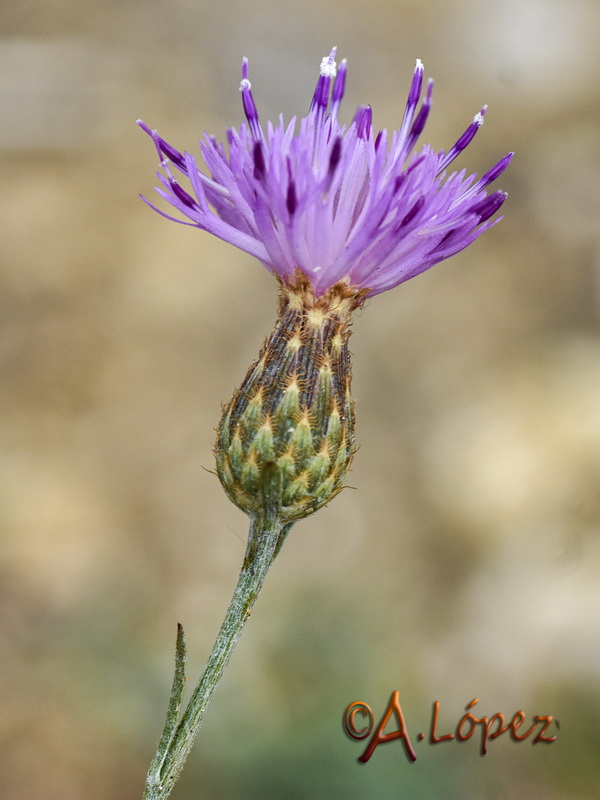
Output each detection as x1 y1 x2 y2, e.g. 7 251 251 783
140 52 512 800
139 48 511 525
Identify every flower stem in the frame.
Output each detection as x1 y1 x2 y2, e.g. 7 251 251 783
143 512 292 800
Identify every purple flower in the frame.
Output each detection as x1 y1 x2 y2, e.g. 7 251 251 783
139 48 511 299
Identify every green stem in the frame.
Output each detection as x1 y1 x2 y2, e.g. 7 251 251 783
143 514 291 800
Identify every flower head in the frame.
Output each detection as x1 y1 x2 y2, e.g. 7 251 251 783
139 51 512 524
138 48 511 299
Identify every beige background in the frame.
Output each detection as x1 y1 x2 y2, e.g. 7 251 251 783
2 0 599 797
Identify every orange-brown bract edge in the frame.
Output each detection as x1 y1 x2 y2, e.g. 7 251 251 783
215 271 369 524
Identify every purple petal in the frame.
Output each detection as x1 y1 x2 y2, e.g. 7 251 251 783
240 58 263 141
470 190 507 222
437 106 487 173
139 53 510 298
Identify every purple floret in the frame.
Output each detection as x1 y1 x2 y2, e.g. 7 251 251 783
139 48 511 298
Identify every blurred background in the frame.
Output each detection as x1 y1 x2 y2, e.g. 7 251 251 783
2 0 600 798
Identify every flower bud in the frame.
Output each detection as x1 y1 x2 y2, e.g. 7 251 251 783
215 276 367 522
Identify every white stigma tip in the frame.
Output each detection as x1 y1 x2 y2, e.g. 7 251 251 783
415 58 424 71
474 111 485 126
320 56 337 79
239 78 251 92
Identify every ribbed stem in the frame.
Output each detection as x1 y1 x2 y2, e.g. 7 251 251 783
143 514 290 800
